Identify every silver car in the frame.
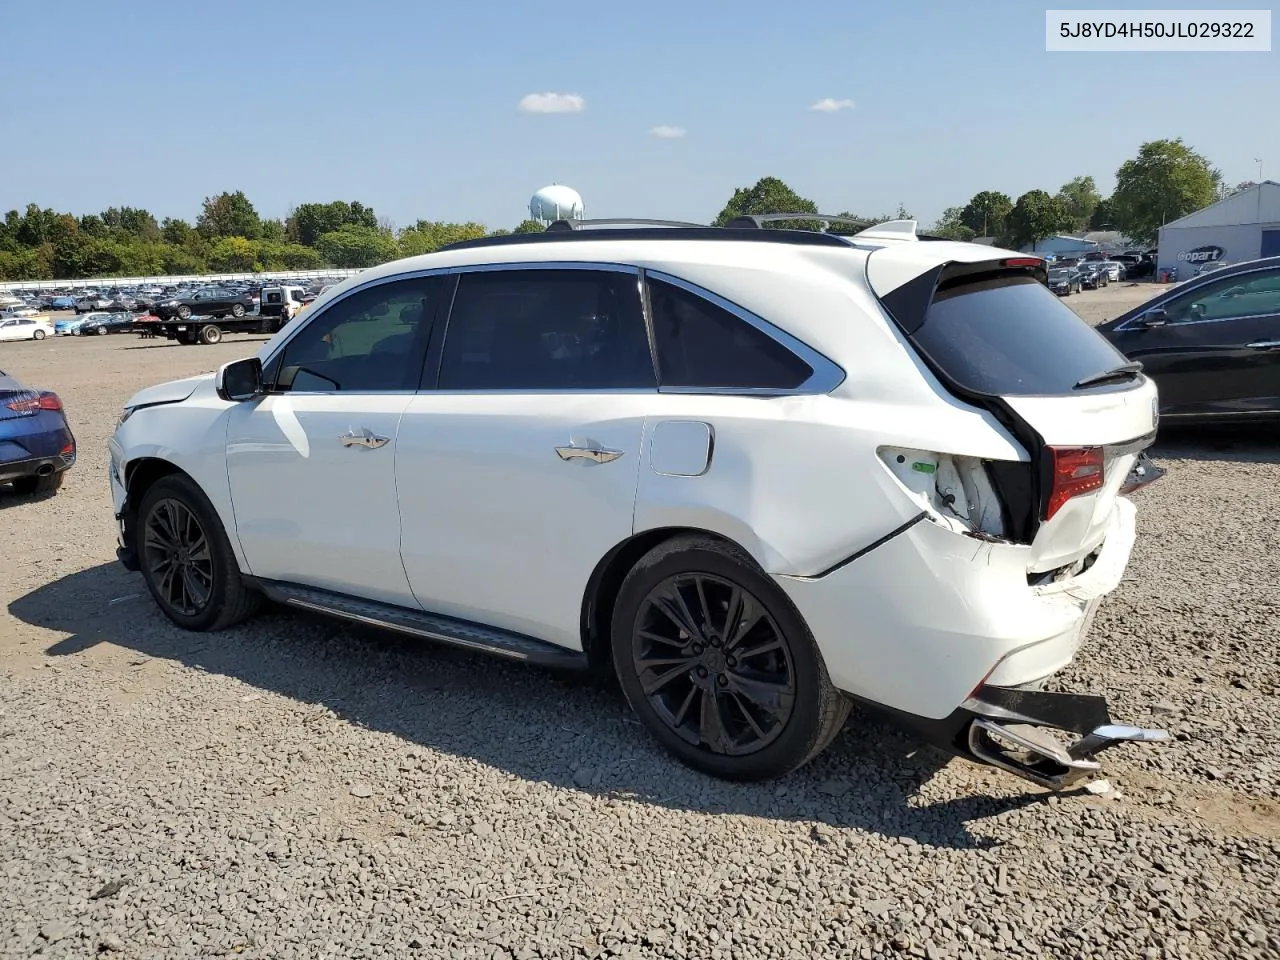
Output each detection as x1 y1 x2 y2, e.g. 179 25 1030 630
1097 260 1126 282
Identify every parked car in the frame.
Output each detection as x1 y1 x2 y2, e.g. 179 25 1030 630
0 317 54 341
76 311 136 336
75 295 113 313
1098 255 1280 423
153 286 255 321
50 296 78 311
0 303 39 319
109 220 1169 791
0 368 75 495
1079 263 1107 290
54 315 91 335
1097 260 1126 282
1048 266 1083 295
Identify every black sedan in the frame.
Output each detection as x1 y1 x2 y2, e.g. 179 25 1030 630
1096 256 1280 423
154 286 255 321
1048 266 1083 296
75 311 137 336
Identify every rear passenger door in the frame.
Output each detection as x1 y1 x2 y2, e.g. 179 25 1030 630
396 265 657 649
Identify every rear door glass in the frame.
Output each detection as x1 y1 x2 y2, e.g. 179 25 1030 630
913 275 1129 396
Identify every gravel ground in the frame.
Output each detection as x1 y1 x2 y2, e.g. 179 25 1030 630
1 291 1277 960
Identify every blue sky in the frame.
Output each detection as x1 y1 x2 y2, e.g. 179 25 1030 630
1 0 1275 230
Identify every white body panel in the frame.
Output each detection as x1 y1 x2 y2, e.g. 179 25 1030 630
396 393 646 647
111 229 1155 725
225 393 417 606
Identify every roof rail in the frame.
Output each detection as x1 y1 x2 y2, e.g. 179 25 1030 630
723 212 873 232
439 223 858 252
545 218 707 231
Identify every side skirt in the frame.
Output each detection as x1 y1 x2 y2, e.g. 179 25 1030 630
248 578 589 672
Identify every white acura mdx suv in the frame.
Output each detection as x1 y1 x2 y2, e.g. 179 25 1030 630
109 216 1169 789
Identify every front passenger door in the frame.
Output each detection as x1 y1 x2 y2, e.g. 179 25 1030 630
225 274 446 605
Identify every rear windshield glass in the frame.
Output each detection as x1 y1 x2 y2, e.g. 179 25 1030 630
914 276 1129 396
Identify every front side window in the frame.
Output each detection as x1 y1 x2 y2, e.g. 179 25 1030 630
437 269 655 390
1163 268 1280 323
646 277 814 390
272 276 442 392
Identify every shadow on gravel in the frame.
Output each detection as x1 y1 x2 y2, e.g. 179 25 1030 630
1151 423 1278 465
12 562 1044 850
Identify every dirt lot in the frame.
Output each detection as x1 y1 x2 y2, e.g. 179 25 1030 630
2 286 1277 959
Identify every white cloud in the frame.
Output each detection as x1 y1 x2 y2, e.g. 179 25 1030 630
809 97 855 113
518 92 586 114
649 125 686 139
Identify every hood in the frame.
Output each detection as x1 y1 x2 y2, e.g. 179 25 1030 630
124 373 213 410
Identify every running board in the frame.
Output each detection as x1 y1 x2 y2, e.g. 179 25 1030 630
254 581 589 671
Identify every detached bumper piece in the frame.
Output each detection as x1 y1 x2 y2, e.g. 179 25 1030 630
960 684 1168 790
1120 451 1165 495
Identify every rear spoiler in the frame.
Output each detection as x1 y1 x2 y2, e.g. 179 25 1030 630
873 256 1048 336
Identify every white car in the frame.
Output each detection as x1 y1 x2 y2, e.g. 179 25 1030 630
1097 260 1126 282
0 316 53 341
108 217 1169 789
0 303 39 319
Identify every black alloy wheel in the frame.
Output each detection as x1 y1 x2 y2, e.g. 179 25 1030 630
142 497 214 618
633 572 795 756
611 536 849 781
135 474 261 631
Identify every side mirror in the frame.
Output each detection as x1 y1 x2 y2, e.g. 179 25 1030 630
1140 309 1168 328
216 357 264 402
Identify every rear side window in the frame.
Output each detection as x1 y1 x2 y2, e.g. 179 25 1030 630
647 278 813 390
912 276 1128 396
437 269 655 391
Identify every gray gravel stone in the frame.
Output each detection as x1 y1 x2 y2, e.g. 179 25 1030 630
0 306 1277 959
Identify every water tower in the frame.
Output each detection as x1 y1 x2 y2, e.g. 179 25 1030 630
530 184 585 225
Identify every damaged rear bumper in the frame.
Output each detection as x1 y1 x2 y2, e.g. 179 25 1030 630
889 683 1169 790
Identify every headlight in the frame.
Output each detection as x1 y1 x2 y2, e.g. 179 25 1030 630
116 407 136 428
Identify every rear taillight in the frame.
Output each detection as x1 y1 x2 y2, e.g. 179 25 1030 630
6 391 61 413
1046 446 1104 520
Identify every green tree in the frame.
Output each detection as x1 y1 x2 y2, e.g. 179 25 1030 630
512 219 545 234
289 201 380 246
161 217 197 246
959 191 1013 238
315 226 399 268
1056 176 1101 231
713 176 820 230
207 236 261 271
930 206 976 241
260 218 288 241
197 191 262 239
398 221 487 257
101 206 161 241
1110 138 1221 244
1006 190 1074 250
1088 198 1115 231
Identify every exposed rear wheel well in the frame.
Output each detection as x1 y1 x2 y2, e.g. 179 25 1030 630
579 527 750 679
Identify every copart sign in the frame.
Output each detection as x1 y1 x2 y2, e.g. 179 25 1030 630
1176 245 1225 264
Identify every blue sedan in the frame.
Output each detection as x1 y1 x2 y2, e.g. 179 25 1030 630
0 369 76 495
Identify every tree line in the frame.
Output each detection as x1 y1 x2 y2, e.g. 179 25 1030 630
0 193 548 281
0 138 1248 282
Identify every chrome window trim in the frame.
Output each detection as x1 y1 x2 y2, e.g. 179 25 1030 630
642 269 846 396
1114 265 1280 332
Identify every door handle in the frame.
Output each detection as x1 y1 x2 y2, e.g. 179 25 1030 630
339 428 390 449
555 444 623 464
1245 340 1280 350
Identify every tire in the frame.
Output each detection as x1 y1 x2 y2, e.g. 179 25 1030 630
199 324 222 345
135 473 261 632
96 326 108 335
11 471 63 496
610 535 850 781
33 329 46 340
176 305 192 320
231 303 246 318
